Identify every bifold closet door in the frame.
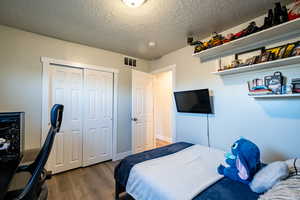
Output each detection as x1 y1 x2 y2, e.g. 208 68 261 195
48 65 83 174
83 69 113 166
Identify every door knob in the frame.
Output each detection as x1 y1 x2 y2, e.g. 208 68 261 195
132 118 138 122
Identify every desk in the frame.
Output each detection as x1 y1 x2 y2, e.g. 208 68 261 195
0 149 39 200
0 160 20 200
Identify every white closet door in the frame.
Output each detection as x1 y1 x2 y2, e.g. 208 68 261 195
48 65 83 174
83 69 113 166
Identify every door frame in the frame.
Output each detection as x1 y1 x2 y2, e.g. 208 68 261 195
41 57 119 169
151 65 177 143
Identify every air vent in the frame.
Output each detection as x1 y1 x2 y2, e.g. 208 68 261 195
124 56 137 67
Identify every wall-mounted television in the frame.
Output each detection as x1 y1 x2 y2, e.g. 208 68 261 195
174 89 212 114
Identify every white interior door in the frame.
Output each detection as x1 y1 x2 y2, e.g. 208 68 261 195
83 69 113 166
48 65 83 174
132 70 154 153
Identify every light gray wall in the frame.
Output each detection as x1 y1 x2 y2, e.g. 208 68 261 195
0 25 150 153
150 18 300 163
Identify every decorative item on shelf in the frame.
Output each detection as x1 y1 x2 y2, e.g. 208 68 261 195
264 41 300 60
278 45 287 58
248 79 273 96
218 59 247 72
259 2 289 31
223 63 233 71
194 32 225 53
223 33 234 43
291 42 300 56
235 47 265 66
265 71 285 94
218 66 224 72
245 56 258 65
273 2 283 25
291 78 300 93
209 32 224 47
217 58 222 72
248 88 273 96
187 37 194 45
283 43 296 58
261 9 274 30
254 78 264 87
194 42 206 53
188 37 203 46
288 0 300 21
281 6 289 23
192 2 295 56
232 22 259 40
282 84 293 94
248 72 286 96
258 51 274 63
232 59 246 68
265 45 285 60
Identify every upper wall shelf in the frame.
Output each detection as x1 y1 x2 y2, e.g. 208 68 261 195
212 56 300 76
193 18 300 61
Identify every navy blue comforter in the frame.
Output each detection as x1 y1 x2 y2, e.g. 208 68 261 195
114 142 259 200
194 177 259 200
114 142 193 187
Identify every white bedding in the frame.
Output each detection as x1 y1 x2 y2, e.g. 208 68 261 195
126 144 226 200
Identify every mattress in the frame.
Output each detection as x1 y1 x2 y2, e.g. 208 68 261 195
114 142 259 200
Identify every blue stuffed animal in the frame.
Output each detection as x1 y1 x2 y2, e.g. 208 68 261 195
217 138 261 184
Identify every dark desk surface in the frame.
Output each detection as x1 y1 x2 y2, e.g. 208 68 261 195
0 149 39 200
0 160 20 200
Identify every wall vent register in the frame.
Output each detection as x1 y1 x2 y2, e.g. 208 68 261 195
124 56 137 67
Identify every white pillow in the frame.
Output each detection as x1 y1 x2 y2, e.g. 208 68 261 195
250 161 289 193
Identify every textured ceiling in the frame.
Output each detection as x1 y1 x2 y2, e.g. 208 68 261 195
0 0 290 60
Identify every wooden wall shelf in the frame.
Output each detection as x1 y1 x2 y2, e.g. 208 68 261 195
193 18 300 61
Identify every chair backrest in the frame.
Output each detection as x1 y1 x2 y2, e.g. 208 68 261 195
15 104 64 200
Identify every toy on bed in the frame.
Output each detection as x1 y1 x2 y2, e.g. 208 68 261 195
217 138 261 184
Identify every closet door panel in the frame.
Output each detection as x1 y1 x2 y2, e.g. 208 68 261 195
100 73 113 157
51 67 68 172
48 66 83 174
68 69 83 168
83 69 113 166
85 73 98 162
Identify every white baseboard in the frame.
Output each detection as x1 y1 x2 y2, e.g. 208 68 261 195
156 134 172 143
113 151 132 161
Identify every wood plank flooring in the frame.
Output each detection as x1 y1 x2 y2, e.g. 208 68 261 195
156 139 171 148
48 161 126 200
48 140 171 200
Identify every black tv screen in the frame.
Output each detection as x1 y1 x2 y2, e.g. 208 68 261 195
174 89 212 114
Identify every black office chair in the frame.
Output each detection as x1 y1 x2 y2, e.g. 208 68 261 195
5 104 64 200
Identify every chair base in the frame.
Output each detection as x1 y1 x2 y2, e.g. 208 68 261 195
5 182 48 200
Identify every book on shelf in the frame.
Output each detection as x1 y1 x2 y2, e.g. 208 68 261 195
248 89 273 96
293 89 300 93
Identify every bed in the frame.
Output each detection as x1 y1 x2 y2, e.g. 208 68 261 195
114 142 259 200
